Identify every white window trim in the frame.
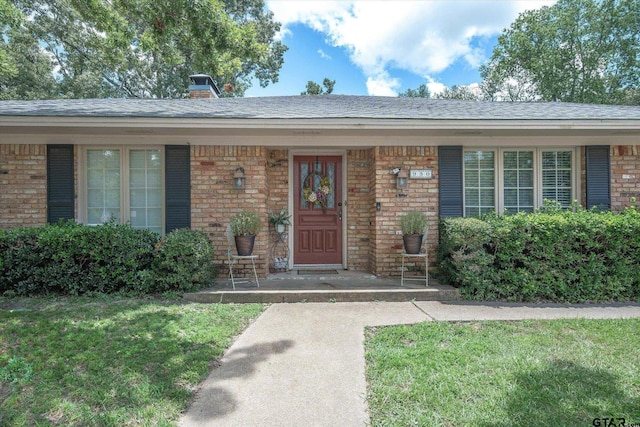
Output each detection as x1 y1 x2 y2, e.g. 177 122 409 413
463 147 580 216
78 145 165 233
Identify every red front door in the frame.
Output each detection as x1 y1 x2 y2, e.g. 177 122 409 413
293 156 343 265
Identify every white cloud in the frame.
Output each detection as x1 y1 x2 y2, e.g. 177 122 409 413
267 0 556 95
317 49 332 60
426 81 447 97
366 72 401 96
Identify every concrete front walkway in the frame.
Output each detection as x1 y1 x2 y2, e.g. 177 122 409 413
178 301 640 427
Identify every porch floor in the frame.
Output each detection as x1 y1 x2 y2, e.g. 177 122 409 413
184 270 460 304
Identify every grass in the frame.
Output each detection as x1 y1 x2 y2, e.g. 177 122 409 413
0 296 264 426
366 318 640 427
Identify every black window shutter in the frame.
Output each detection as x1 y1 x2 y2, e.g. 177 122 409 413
439 146 464 218
585 146 610 210
46 144 74 223
165 145 191 232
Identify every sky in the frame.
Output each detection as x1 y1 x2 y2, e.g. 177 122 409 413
244 0 557 97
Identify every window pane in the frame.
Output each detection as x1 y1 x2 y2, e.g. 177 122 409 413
504 170 517 187
479 152 494 169
542 151 572 208
465 189 479 206
504 189 518 207
479 170 494 187
503 152 517 169
480 189 495 206
464 150 495 217
466 171 479 187
129 149 162 232
519 170 533 187
518 151 533 168
503 151 534 213
520 189 534 206
87 149 121 225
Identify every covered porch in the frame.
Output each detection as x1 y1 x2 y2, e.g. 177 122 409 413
184 270 460 304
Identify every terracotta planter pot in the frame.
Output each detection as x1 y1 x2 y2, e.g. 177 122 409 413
235 235 256 256
403 234 424 254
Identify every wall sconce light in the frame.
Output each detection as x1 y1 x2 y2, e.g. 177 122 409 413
396 169 408 190
233 167 246 189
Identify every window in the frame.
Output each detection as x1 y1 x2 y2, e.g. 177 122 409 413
82 147 163 234
464 151 495 217
463 148 576 217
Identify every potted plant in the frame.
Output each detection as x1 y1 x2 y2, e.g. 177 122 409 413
230 210 263 256
268 208 291 233
400 211 428 254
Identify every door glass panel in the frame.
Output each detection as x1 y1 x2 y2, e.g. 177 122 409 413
300 163 309 209
326 162 335 209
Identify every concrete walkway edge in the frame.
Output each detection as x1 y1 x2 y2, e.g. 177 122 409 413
179 301 640 426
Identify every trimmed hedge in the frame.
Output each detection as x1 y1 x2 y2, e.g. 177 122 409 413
438 207 640 303
151 228 217 292
0 222 217 296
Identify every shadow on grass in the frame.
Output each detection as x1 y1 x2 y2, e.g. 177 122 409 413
488 359 640 427
0 299 275 425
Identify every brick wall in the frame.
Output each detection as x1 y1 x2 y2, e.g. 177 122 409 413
265 149 289 270
0 144 47 229
346 149 375 271
191 146 269 277
610 145 640 211
371 146 438 277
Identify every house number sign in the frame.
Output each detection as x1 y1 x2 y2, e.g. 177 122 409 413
410 169 433 179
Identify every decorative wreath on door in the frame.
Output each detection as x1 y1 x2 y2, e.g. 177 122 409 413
303 171 332 213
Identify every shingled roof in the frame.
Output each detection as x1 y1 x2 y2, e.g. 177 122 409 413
1 95 640 121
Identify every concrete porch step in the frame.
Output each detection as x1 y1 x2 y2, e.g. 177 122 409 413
183 272 460 304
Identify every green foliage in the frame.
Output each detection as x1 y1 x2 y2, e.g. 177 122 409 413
399 211 428 235
2 0 287 99
0 223 223 296
398 83 430 98
268 208 291 226
0 356 33 385
482 0 640 105
0 221 159 295
433 84 480 100
366 319 640 426
152 229 217 292
230 210 263 236
0 297 263 425
439 207 640 302
301 77 336 95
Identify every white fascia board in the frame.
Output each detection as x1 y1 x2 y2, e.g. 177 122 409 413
1 116 640 131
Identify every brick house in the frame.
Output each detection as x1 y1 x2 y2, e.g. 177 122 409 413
1 80 640 278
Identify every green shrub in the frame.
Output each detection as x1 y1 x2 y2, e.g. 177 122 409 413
151 229 217 292
0 221 158 295
438 207 640 303
400 211 428 235
229 210 263 236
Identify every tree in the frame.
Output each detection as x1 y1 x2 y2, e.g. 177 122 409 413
482 0 640 105
399 84 430 98
434 85 481 101
301 78 335 95
2 0 287 99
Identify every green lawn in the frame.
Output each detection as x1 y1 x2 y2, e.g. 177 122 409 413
0 296 264 426
366 319 640 427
